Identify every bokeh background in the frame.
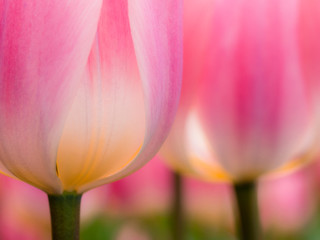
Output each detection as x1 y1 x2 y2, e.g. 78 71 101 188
2 156 320 240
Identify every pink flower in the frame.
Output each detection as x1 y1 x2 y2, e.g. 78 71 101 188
0 0 182 194
160 0 313 182
260 167 315 232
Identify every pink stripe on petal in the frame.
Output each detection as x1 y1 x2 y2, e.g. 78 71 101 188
79 0 183 192
0 0 102 193
57 0 146 192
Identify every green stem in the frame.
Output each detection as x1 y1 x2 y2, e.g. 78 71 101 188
171 171 185 240
48 192 82 240
233 181 262 240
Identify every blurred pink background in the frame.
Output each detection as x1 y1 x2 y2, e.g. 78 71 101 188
0 156 317 239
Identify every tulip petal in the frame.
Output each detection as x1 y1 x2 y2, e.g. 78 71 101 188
57 0 146 191
197 0 311 181
161 109 230 181
77 0 183 192
0 0 102 193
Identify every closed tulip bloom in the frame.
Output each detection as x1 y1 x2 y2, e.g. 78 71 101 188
0 0 182 194
160 1 312 239
198 0 312 182
161 0 312 183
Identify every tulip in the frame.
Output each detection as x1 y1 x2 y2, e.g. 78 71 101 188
260 167 315 233
160 0 313 239
0 0 182 239
161 0 311 183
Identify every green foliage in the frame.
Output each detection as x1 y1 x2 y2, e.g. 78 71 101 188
80 215 235 240
81 216 121 240
80 211 320 240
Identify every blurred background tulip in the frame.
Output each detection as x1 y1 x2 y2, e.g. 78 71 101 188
160 0 315 190
159 0 316 239
168 0 311 183
260 167 316 234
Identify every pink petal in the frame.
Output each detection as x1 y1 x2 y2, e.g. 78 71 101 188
57 0 146 191
160 109 230 181
0 1 102 193
78 0 183 192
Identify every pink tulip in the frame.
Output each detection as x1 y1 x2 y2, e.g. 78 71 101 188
161 0 312 182
260 167 315 232
0 0 182 194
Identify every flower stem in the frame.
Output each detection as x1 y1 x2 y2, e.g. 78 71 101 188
233 181 262 240
171 171 185 240
48 192 82 240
